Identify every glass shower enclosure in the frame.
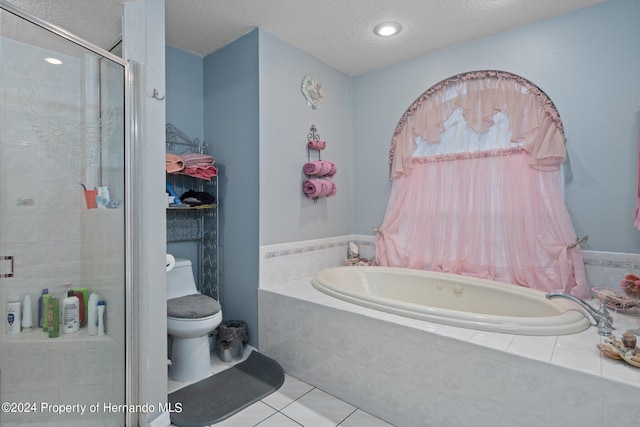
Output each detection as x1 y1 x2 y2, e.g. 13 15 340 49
0 3 132 426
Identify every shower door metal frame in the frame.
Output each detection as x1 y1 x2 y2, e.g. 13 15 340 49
0 2 137 426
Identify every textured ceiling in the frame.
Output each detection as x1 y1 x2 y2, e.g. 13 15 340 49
4 0 606 76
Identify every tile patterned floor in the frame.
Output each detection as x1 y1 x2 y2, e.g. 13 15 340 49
168 348 394 427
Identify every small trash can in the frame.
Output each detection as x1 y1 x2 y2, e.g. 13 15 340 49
216 320 248 362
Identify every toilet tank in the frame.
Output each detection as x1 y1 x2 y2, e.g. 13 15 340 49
167 258 198 299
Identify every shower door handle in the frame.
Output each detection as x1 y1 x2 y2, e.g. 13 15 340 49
1 256 14 277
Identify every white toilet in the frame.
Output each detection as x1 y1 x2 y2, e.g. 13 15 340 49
167 258 222 382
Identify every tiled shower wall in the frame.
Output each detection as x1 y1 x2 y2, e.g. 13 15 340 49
0 37 124 426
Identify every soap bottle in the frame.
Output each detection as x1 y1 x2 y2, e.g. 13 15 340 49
87 293 100 336
6 296 21 334
21 294 33 331
97 300 106 336
38 288 49 328
47 298 59 338
62 290 80 334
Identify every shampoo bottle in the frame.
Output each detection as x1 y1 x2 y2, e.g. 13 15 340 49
62 290 79 334
6 296 21 334
47 298 59 338
21 294 33 330
87 293 100 336
97 300 106 336
38 288 49 328
72 289 87 326
72 287 88 326
42 292 51 332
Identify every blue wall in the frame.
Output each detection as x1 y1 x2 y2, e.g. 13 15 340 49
165 45 205 286
203 30 260 346
165 0 640 348
165 45 203 141
352 0 640 253
258 30 353 245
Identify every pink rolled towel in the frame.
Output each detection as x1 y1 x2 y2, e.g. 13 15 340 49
303 160 337 177
303 178 336 198
303 161 323 175
307 139 326 150
325 179 337 196
327 162 337 177
303 179 324 198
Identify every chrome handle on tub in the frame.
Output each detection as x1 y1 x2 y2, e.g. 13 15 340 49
546 292 613 336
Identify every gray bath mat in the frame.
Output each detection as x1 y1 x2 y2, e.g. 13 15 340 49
168 351 284 427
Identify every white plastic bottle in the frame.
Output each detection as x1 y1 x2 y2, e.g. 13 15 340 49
87 293 100 336
62 291 79 334
97 300 106 337
21 294 33 330
6 296 21 334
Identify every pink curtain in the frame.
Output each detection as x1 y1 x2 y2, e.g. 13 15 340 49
389 71 566 179
376 71 590 298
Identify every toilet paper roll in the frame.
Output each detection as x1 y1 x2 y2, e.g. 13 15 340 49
166 254 176 272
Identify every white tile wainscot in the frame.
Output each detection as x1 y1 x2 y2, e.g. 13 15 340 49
259 235 375 287
0 330 120 426
258 277 640 427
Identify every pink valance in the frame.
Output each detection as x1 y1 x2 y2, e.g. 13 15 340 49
389 71 566 179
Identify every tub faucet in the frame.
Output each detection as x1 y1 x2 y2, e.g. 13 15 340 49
545 293 613 336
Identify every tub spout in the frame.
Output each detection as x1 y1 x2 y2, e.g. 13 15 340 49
545 293 613 336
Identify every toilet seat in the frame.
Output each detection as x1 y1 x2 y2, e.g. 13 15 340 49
168 294 221 319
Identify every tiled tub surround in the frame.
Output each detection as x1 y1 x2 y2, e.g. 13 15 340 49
259 278 640 427
582 250 640 293
259 235 375 287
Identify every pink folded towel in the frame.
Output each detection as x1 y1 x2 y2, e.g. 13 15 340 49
181 165 218 180
180 153 215 168
303 160 337 177
307 139 326 150
166 154 184 173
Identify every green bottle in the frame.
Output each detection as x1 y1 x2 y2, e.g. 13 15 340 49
42 293 51 332
47 298 59 338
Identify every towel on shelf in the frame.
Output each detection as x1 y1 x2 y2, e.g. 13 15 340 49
307 139 326 150
303 160 337 177
180 153 215 167
166 154 184 173
182 165 218 180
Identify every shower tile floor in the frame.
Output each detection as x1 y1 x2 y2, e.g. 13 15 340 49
168 346 394 427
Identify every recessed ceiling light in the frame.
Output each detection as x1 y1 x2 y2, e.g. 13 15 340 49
44 57 63 65
373 22 402 37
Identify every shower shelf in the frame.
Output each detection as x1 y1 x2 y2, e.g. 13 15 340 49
167 206 217 210
3 328 113 342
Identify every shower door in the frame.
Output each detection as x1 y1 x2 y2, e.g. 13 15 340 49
0 3 130 426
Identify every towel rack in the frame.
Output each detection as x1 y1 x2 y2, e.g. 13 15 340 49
166 123 207 154
302 124 337 203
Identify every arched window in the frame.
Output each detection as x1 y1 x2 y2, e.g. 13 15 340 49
376 70 589 298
